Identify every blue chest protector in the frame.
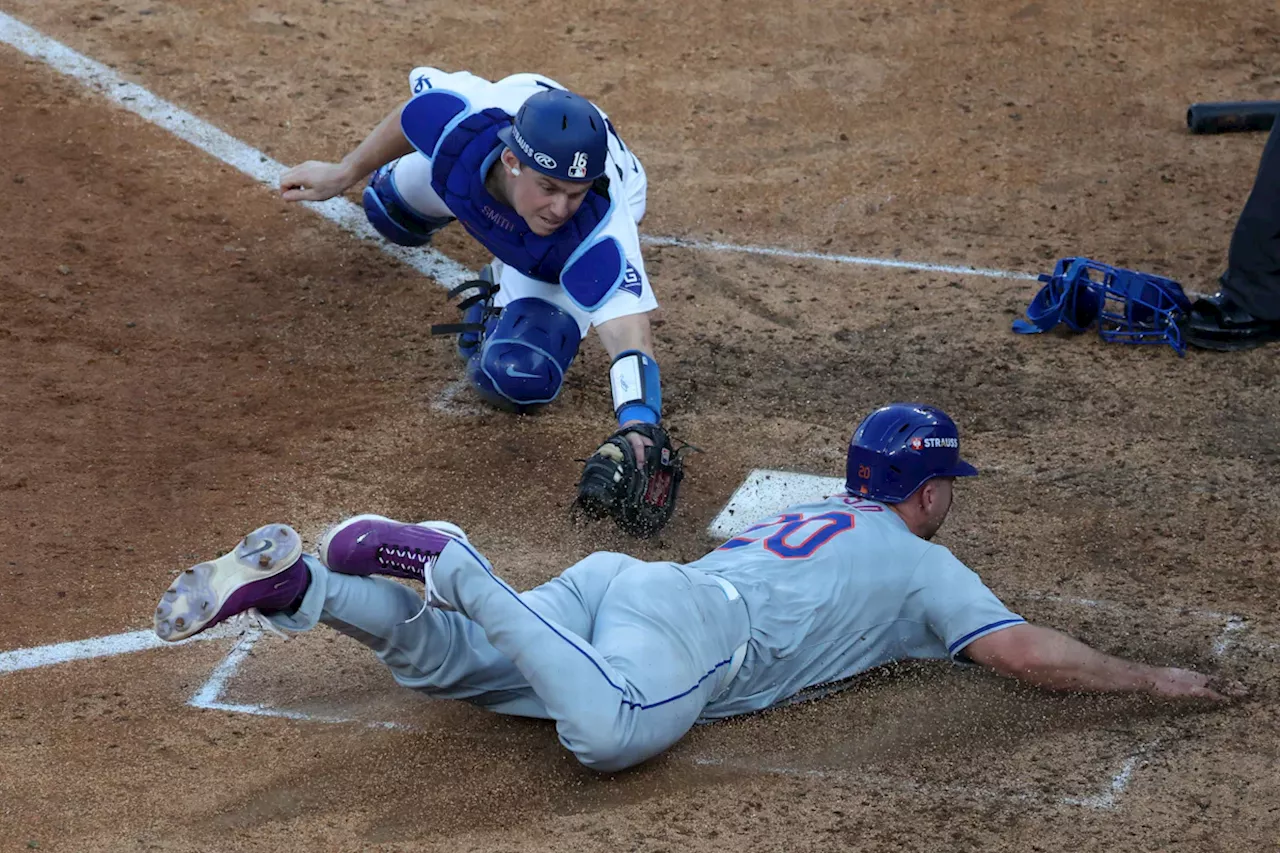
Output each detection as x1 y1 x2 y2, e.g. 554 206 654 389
401 91 628 312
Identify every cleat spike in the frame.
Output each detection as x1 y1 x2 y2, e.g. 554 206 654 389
152 523 304 642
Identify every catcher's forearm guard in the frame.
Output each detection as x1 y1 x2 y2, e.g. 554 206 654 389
574 423 695 537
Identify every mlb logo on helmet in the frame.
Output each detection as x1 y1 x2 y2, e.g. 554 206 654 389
909 437 924 451
568 151 589 179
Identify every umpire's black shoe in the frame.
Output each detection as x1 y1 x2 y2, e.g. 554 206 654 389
1183 291 1280 351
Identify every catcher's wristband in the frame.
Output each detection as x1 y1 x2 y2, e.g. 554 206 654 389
610 350 661 426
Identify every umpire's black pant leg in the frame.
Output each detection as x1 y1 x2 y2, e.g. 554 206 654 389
1224 119 1280 320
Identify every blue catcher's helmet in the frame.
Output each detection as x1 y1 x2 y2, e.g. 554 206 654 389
845 403 979 503
496 88 608 183
1013 258 1192 355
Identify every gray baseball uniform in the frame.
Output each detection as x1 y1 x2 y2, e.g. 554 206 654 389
269 495 1023 771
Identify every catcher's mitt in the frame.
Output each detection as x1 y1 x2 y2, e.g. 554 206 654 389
574 423 696 537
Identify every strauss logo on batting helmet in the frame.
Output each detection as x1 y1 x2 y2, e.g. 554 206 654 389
844 403 979 503
496 88 608 183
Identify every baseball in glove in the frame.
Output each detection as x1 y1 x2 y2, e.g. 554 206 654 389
574 423 696 537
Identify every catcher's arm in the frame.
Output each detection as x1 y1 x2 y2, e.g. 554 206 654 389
964 623 1248 701
280 101 414 202
595 311 659 458
577 311 696 536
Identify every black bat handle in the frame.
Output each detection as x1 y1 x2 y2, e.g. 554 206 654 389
1187 101 1280 134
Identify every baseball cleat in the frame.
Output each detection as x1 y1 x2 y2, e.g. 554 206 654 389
318 515 468 605
154 523 307 642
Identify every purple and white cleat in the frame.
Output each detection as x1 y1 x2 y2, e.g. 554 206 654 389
154 523 307 642
318 515 468 606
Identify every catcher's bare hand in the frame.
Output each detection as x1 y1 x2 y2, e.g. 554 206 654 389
619 419 655 466
1149 667 1249 702
280 161 357 202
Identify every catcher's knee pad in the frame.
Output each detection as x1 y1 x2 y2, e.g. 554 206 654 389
467 297 581 410
362 161 453 247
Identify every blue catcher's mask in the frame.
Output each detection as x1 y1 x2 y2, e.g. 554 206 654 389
1012 258 1192 355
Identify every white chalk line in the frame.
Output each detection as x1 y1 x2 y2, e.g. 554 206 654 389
1022 591 1238 625
0 593 1251 812
695 738 1158 811
187 628 262 707
640 235 1040 280
430 377 487 416
0 622 240 674
191 623 1162 811
186 627 406 729
1212 616 1250 658
1060 739 1161 810
1025 593 1267 660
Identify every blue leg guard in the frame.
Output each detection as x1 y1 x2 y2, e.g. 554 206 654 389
467 298 582 412
362 161 454 247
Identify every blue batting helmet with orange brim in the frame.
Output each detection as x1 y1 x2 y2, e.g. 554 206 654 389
845 403 978 503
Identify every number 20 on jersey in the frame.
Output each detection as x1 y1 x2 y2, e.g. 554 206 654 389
717 510 856 559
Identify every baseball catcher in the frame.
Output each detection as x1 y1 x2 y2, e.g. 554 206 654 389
279 68 688 534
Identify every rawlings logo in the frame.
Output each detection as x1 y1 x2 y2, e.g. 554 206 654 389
510 124 557 170
567 151 589 179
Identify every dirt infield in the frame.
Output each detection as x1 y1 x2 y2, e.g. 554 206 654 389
2 0 1278 850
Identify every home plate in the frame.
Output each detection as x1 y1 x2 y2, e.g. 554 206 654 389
707 469 845 539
